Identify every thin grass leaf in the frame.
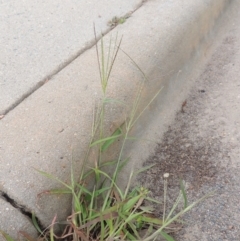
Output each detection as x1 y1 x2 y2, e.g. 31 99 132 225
105 35 112 80
105 219 114 237
76 183 92 196
122 194 142 213
34 168 72 189
50 215 57 241
165 192 182 222
131 86 164 128
79 212 118 230
90 132 122 148
182 191 215 213
93 186 110 197
127 82 144 131
31 213 43 234
115 211 145 236
140 214 163 226
89 168 123 197
123 170 134 199
94 25 102 81
100 37 106 92
18 231 36 241
120 48 147 82
125 221 141 240
101 189 112 212
101 127 122 152
180 179 188 208
70 161 76 190
160 231 176 241
117 157 129 173
133 163 156 176
145 196 162 204
142 224 154 239
103 98 126 106
145 191 214 241
106 35 123 83
88 186 96 219
138 205 155 213
73 192 83 214
45 189 72 195
122 226 138 240
100 215 106 241
0 231 15 241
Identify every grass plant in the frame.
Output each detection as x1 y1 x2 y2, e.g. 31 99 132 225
0 33 213 241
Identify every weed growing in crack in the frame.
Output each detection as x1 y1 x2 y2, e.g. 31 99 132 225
0 33 213 241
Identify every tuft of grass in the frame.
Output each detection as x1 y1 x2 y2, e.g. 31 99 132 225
107 14 130 28
0 33 213 241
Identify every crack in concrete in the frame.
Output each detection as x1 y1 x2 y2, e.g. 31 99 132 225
0 190 46 234
2 0 147 117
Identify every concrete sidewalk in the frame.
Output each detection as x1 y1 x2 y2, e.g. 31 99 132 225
0 0 232 238
0 0 142 115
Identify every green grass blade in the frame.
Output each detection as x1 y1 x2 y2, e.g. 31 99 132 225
49 215 57 241
94 186 110 197
165 192 182 222
89 186 96 219
180 179 188 208
122 194 142 213
123 170 134 199
100 37 106 92
90 132 122 148
122 226 137 240
106 35 123 82
32 213 43 234
71 160 76 189
76 183 92 196
140 214 163 226
117 157 129 173
46 188 72 194
133 163 156 176
100 215 106 241
120 48 147 82
160 231 176 241
103 98 126 106
101 128 122 152
145 196 162 204
131 86 164 128
0 231 15 241
116 211 144 235
34 168 72 189
145 191 215 241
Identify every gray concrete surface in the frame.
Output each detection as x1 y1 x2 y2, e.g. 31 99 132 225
139 2 240 240
0 198 37 240
0 0 142 115
0 0 233 239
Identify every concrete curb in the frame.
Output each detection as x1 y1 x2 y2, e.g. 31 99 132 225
0 0 232 237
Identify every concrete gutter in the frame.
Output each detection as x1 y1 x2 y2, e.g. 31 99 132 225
0 0 232 238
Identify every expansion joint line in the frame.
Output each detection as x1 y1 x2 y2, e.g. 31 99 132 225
2 0 147 117
0 190 46 234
